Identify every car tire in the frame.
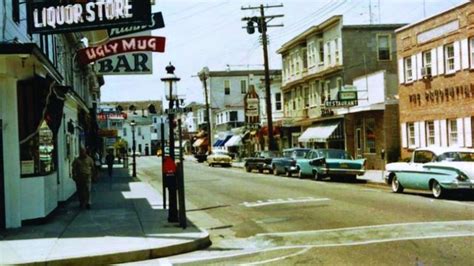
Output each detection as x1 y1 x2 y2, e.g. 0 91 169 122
273 166 279 176
209 163 213 167
258 168 263 173
286 168 292 177
391 175 404 193
245 166 251 172
314 171 322 181
431 180 445 199
298 169 304 179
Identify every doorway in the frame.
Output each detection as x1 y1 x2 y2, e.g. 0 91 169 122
0 119 5 229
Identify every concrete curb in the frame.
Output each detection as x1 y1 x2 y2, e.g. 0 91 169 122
25 233 211 266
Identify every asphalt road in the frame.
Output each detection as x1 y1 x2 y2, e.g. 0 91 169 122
130 156 474 265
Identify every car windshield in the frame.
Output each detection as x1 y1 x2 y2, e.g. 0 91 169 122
294 150 309 159
319 149 352 159
437 152 474 162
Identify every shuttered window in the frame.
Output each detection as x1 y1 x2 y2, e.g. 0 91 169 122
407 122 415 147
445 43 455 73
448 119 458 146
426 121 435 146
404 57 413 82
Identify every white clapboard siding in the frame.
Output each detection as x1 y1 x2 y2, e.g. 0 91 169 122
437 46 444 74
414 122 420 148
398 58 405 84
431 48 438 76
454 41 461 72
440 119 448 147
464 117 472 147
419 121 426 147
411 54 418 80
416 53 423 80
461 38 470 69
457 118 464 147
434 120 441 146
401 123 407 148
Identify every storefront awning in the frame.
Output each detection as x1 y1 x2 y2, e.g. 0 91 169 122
214 135 232 147
298 122 340 143
224 135 242 147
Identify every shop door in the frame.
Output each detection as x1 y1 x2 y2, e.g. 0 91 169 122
355 128 363 159
0 119 5 229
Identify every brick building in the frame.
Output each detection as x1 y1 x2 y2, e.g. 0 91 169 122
396 1 474 159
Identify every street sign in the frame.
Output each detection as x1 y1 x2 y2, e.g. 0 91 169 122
163 156 177 174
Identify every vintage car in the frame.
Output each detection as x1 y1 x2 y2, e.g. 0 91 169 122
297 149 366 181
385 147 474 198
272 148 311 177
244 151 281 173
207 150 232 167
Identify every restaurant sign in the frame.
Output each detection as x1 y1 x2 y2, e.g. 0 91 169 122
77 36 165 65
27 0 151 34
324 100 358 108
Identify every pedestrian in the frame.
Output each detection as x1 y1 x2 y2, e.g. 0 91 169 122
72 147 95 209
105 150 115 177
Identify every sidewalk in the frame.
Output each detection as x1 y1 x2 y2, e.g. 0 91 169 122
0 166 210 265
229 160 386 184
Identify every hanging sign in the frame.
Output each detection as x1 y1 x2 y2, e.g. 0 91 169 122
76 36 165 65
246 98 259 117
94 52 153 75
27 0 151 34
108 12 165 38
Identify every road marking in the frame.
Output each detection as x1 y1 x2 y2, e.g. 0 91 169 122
255 220 474 248
241 197 330 207
246 247 311 265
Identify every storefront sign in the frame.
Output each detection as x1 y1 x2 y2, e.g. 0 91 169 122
108 12 164 38
325 100 358 108
321 108 334 117
246 98 259 117
94 52 152 75
338 90 357 101
97 112 126 121
27 0 151 34
77 36 165 65
408 83 474 106
98 129 118 137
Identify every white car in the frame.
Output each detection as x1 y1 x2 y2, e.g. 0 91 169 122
385 147 474 198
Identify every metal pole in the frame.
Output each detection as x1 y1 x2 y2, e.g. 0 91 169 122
132 127 136 177
260 5 276 151
203 75 212 154
177 113 187 229
167 82 178 223
160 117 166 209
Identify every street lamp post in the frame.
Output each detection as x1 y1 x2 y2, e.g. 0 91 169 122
161 62 180 223
198 67 212 154
130 120 137 177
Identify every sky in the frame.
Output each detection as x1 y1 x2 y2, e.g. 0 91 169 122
100 0 469 105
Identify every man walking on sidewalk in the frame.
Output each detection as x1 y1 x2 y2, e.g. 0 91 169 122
72 147 95 209
105 150 115 177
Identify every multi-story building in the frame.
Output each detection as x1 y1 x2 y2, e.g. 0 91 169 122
0 1 103 228
395 1 474 159
197 69 282 153
277 15 404 168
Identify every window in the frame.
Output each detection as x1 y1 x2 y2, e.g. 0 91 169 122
470 38 474 68
445 43 455 72
422 51 432 76
404 57 413 82
407 122 415 147
302 48 308 69
336 78 343 91
275 93 282 111
326 42 331 65
307 42 315 66
137 127 142 136
448 119 458 146
377 34 391 60
240 80 247 94
229 111 238 121
325 81 331 101
426 121 435 146
365 118 376 153
356 128 362 150
413 150 435 163
318 40 324 65
12 0 20 23
123 128 127 137
304 87 309 107
224 80 230 95
319 81 325 105
335 39 340 64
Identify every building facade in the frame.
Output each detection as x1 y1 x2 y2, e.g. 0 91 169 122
0 1 102 228
395 2 474 159
277 15 404 168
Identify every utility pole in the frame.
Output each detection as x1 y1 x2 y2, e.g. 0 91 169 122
242 4 283 151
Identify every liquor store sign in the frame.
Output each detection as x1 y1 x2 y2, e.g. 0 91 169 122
27 0 151 34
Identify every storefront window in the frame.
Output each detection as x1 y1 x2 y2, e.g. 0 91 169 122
365 118 376 153
20 121 56 176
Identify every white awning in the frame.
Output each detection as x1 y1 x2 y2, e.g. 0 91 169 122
224 135 242 147
298 122 339 143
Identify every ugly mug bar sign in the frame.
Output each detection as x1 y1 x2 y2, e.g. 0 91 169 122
27 0 151 34
94 52 153 75
77 36 165 65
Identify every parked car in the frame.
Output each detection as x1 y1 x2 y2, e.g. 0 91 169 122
297 149 366 181
385 147 474 199
207 150 232 167
194 152 208 163
244 151 281 173
272 148 311 177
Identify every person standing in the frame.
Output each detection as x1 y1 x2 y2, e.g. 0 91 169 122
72 147 95 209
105 150 115 177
